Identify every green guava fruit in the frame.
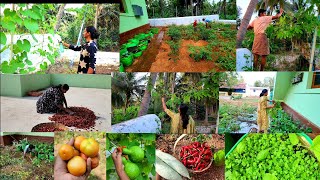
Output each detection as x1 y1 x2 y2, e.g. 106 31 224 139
122 157 140 180
122 146 145 163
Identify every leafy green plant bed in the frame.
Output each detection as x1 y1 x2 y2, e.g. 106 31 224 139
119 28 159 71
0 138 54 179
269 102 312 133
112 105 140 125
226 134 320 180
106 133 156 180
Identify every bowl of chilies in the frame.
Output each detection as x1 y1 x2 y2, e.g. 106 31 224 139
178 142 213 173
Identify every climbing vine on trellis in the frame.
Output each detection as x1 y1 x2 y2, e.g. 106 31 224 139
0 4 58 74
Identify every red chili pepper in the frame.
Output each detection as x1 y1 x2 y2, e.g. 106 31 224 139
191 151 199 157
182 159 187 166
203 149 212 155
197 147 204 152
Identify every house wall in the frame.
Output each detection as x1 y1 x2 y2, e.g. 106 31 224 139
120 0 149 34
51 74 111 89
274 72 320 127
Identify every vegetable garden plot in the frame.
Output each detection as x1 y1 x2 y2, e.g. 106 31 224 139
225 133 320 180
218 99 313 133
0 137 54 179
156 134 225 180
122 23 236 72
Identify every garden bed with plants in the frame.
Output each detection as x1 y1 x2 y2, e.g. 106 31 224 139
156 134 225 180
0 138 54 179
218 101 313 133
124 22 236 72
226 133 320 180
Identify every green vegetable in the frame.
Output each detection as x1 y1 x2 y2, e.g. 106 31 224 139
226 134 320 180
122 157 140 180
123 146 145 163
214 150 225 166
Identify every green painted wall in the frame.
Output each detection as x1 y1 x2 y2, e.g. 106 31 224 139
1 132 54 137
20 74 51 96
51 74 111 89
1 74 22 97
274 72 320 127
1 74 111 97
120 0 149 33
273 72 294 100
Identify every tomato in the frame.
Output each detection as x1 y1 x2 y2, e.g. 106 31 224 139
80 138 99 158
67 156 87 176
74 136 86 150
59 144 74 161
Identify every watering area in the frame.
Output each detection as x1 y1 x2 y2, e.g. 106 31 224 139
1 34 119 72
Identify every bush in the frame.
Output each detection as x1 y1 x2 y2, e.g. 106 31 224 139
167 25 182 41
112 106 140 124
189 45 212 61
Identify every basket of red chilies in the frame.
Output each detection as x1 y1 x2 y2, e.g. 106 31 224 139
176 141 213 173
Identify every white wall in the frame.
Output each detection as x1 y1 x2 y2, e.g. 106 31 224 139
149 15 223 26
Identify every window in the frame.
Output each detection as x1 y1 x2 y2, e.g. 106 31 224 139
312 72 320 88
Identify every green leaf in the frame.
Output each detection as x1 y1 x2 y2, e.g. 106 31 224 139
156 150 190 179
289 134 299 145
1 64 17 74
17 39 31 52
28 67 36 72
1 19 15 32
19 69 28 74
263 173 278 180
3 8 16 17
24 19 39 33
21 9 41 20
0 32 6 45
145 146 155 164
18 4 26 7
25 59 33 66
40 62 47 70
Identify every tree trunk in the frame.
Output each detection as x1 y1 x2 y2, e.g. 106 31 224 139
94 4 100 29
204 104 209 125
138 73 158 116
171 73 176 108
236 0 259 48
54 4 66 32
191 0 194 16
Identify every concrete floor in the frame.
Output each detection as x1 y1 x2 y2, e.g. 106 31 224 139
1 87 111 132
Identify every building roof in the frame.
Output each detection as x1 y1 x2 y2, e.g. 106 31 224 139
220 83 246 89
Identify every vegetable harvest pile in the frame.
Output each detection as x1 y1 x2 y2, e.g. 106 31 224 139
179 142 212 171
226 134 320 180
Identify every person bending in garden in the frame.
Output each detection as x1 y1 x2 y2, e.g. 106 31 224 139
161 97 195 134
257 89 275 133
202 18 211 28
63 26 100 74
36 84 73 114
247 8 283 71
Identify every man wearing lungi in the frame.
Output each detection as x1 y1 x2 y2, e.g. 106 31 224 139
247 8 284 71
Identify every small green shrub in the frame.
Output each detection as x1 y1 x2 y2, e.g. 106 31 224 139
112 106 140 124
189 45 212 61
167 25 181 41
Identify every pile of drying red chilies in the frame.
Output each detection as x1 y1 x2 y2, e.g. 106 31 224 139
179 142 212 171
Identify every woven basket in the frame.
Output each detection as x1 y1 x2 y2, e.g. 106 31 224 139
31 122 68 132
173 134 213 173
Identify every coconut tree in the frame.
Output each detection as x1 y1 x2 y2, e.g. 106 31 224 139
138 73 159 116
54 4 66 32
236 0 259 48
112 73 146 111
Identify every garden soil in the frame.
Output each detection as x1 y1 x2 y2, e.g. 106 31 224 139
126 27 223 72
156 134 225 180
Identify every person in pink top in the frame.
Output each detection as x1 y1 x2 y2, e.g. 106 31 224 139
247 8 284 71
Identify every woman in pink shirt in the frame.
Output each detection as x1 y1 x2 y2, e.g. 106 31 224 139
247 9 284 71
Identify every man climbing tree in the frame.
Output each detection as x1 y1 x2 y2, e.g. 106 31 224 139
247 8 283 71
